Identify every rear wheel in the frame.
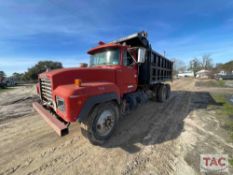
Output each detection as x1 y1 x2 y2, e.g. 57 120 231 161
150 84 160 101
157 84 167 102
81 102 119 145
165 84 171 99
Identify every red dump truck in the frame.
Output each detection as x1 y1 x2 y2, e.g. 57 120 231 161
33 32 173 144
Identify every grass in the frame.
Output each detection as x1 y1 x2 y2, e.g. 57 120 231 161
211 94 233 116
229 159 233 167
210 94 233 167
195 80 226 88
209 93 233 140
0 87 12 93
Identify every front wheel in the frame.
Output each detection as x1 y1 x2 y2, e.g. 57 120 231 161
81 102 119 145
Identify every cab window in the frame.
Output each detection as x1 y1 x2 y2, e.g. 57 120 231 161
90 49 120 67
123 50 134 66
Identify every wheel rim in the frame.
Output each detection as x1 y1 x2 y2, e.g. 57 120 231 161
95 110 115 137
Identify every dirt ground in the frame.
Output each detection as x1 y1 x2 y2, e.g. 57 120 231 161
0 79 232 175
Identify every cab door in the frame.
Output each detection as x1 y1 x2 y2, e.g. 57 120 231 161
116 48 138 94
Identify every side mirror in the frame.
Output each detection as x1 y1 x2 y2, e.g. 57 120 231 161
138 48 146 63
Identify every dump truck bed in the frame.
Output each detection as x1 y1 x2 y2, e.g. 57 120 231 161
111 31 173 85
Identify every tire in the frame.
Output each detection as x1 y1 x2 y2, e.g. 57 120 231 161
138 91 148 104
157 84 166 102
125 94 138 110
150 84 160 101
81 102 119 145
165 84 171 99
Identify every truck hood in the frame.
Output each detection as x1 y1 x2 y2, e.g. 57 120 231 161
39 66 119 89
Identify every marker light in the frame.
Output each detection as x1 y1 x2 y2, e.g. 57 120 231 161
74 79 82 86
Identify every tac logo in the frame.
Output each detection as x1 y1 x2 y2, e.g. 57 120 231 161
200 154 228 173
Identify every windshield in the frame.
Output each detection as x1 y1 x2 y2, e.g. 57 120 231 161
90 49 120 67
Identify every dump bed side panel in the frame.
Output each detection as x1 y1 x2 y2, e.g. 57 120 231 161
138 49 173 85
149 50 173 83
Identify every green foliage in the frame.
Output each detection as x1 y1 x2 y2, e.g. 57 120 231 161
210 93 233 141
12 72 25 81
214 60 233 73
0 70 6 78
0 70 6 83
24 61 63 80
219 60 233 72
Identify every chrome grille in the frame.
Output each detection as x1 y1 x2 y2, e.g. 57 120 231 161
40 78 52 104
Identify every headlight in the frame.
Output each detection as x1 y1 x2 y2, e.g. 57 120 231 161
56 96 65 112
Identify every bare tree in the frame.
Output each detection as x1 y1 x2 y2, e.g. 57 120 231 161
188 58 201 76
201 54 213 69
172 58 186 74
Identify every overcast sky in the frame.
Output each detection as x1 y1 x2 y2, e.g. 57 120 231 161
0 0 233 75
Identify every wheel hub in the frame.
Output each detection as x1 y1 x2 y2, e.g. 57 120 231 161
96 110 115 136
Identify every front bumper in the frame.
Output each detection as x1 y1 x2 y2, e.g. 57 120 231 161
32 102 69 136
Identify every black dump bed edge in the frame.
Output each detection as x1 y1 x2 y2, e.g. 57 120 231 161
111 31 173 85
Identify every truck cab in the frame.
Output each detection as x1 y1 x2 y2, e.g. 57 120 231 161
33 31 173 145
88 43 139 95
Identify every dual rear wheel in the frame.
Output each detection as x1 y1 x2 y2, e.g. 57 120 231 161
153 84 171 102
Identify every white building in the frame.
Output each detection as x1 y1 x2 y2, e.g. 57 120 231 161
196 69 212 79
217 70 227 75
177 71 194 78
